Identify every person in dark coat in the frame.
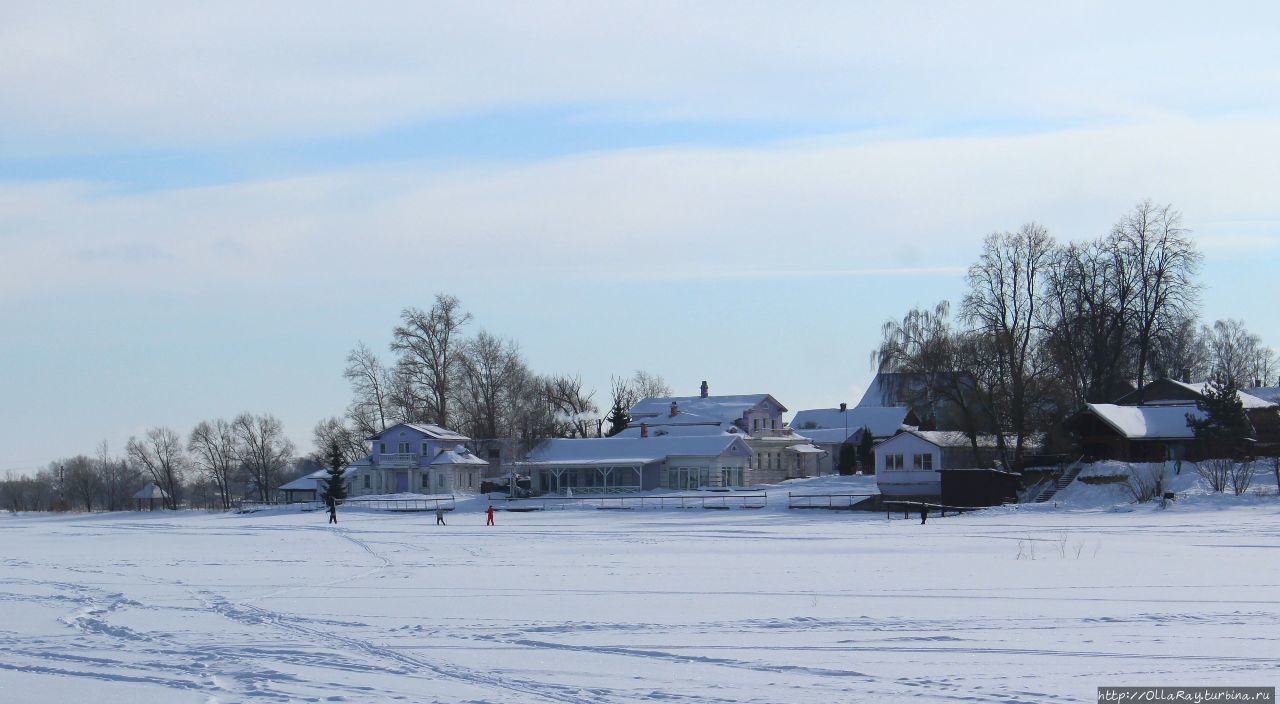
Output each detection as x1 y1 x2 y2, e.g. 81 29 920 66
327 498 337 524
919 504 928 525
485 505 495 526
436 508 446 526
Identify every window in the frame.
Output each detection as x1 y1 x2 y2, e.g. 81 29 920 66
885 454 904 470
422 474 429 488
379 442 386 454
771 419 777 430
752 418 759 430
397 442 410 454
914 453 933 470
363 475 370 489
422 442 429 456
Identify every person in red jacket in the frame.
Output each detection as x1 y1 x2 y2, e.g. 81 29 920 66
485 505 495 526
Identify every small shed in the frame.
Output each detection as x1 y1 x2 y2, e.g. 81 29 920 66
939 469 1020 507
132 484 170 511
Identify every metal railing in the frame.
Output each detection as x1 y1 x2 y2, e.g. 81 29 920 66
377 453 419 468
552 485 642 495
235 495 455 513
882 500 979 519
344 495 455 512
787 493 877 510
502 493 768 511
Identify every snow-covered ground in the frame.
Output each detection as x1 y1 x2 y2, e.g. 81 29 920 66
2 476 1277 703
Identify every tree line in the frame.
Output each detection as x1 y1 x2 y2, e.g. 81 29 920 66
873 200 1277 467
9 294 674 513
320 293 672 456
2 413 297 512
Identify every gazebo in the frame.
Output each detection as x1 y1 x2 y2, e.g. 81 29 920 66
132 483 170 511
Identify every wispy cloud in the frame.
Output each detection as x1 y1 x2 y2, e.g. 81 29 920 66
3 3 1278 153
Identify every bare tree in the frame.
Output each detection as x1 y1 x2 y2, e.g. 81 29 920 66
1149 314 1210 383
543 373 599 438
62 455 100 512
1040 238 1135 405
126 427 186 509
455 331 527 439
961 223 1055 465
871 302 989 463
1205 318 1274 387
233 413 295 502
1112 200 1202 391
188 419 239 510
311 417 368 466
390 294 472 428
94 440 138 512
344 342 393 437
630 370 672 400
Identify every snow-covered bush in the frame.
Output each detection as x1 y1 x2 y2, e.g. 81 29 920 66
1228 460 1255 496
1123 464 1165 503
1196 458 1232 493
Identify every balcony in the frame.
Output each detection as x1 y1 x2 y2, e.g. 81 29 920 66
378 453 420 468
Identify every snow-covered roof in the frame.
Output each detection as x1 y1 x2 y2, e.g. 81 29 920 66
1116 379 1276 410
625 409 726 428
520 435 752 467
132 484 170 499
1244 386 1280 405
786 443 825 454
429 445 490 466
366 422 470 442
280 467 357 491
1082 403 1204 440
629 394 785 424
879 430 1044 450
612 423 742 439
791 406 913 438
1165 380 1274 409
279 473 324 491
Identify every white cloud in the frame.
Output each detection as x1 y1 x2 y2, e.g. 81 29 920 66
2 3 1278 151
3 116 1277 301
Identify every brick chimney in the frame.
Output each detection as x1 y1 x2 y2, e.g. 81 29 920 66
669 401 679 417
640 423 648 438
700 381 708 398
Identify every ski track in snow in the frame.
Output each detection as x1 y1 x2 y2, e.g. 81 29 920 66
0 502 1277 703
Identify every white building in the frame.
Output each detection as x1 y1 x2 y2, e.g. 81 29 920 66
519 435 753 494
623 383 813 483
873 430 1040 498
343 423 485 496
791 405 917 473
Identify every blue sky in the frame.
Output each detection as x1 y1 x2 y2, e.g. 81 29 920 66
2 2 1278 469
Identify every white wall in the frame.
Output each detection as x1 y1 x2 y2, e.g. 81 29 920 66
874 433 940 472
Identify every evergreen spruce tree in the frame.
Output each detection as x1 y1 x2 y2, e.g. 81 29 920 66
857 426 876 474
836 442 857 475
1187 378 1255 459
605 399 631 437
322 440 348 505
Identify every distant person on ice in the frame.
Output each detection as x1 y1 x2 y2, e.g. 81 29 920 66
327 498 337 525
436 507 446 526
486 505 495 526
919 504 928 525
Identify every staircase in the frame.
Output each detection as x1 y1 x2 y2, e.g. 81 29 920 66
1033 458 1085 503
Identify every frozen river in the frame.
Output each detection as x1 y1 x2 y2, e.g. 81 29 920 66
1 496 1277 703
